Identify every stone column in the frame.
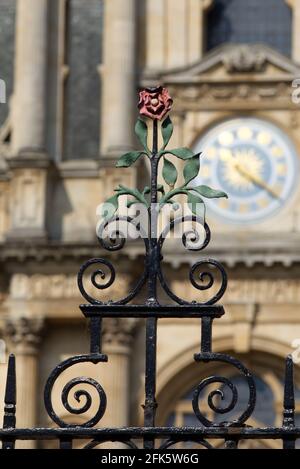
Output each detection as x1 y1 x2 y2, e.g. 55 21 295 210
7 0 49 241
146 0 213 71
287 0 300 63
100 0 137 160
12 0 48 156
0 177 9 242
145 0 165 71
5 317 44 449
101 318 137 428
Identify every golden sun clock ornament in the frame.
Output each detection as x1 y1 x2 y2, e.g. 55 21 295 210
193 118 298 224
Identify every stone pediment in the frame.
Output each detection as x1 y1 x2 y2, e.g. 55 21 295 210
143 44 300 85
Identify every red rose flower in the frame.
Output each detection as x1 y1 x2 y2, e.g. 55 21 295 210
138 86 173 121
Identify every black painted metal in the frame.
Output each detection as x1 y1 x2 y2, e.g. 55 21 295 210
1 96 300 450
282 356 296 449
2 355 16 450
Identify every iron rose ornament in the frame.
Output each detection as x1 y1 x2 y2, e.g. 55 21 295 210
102 86 228 223
138 86 173 121
92 86 230 309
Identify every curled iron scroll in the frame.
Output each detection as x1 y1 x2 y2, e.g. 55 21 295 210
78 216 149 304
158 216 227 305
192 353 256 427
83 440 138 449
44 354 107 428
159 439 213 449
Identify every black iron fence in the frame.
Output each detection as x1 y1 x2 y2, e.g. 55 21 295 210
1 87 299 450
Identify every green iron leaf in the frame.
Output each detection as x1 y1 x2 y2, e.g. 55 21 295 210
167 148 196 160
162 157 178 187
116 151 144 168
157 184 165 195
135 118 150 153
187 192 205 218
161 116 173 149
183 154 200 184
127 200 139 208
101 194 119 221
191 185 228 199
142 186 151 196
117 185 149 208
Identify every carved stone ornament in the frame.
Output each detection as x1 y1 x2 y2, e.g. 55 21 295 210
222 45 267 73
4 316 44 353
102 318 138 348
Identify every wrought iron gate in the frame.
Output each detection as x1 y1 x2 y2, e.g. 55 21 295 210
1 87 299 450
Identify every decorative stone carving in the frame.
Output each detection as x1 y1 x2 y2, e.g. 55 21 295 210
10 274 79 300
172 278 300 304
9 273 131 301
227 279 300 304
4 316 44 354
102 318 138 348
150 43 300 81
166 82 292 108
222 45 267 73
143 44 300 111
5 168 47 241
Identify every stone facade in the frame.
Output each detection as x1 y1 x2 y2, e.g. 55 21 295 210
0 0 300 449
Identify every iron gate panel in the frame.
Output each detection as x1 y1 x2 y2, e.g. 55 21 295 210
1 87 299 450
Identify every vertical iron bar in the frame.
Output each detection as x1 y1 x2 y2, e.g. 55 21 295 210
201 317 213 353
143 117 159 449
282 355 296 449
143 317 158 449
90 316 102 354
147 118 159 305
2 354 16 450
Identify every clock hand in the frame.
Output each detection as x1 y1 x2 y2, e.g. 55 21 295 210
221 150 280 199
234 163 280 199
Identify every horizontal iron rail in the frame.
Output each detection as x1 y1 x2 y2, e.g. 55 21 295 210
0 427 299 440
80 304 225 318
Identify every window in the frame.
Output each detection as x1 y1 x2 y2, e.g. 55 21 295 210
206 0 292 57
64 0 103 159
166 374 275 429
47 0 104 161
0 0 16 128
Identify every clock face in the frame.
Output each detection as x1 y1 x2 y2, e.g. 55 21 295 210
193 118 298 224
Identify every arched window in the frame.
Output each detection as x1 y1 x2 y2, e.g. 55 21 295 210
165 374 275 429
64 0 103 160
0 0 16 128
47 0 103 161
206 0 292 56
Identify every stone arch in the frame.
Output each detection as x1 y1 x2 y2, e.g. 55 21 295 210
152 335 299 427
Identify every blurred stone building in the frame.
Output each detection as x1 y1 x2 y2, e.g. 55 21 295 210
1 0 300 449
